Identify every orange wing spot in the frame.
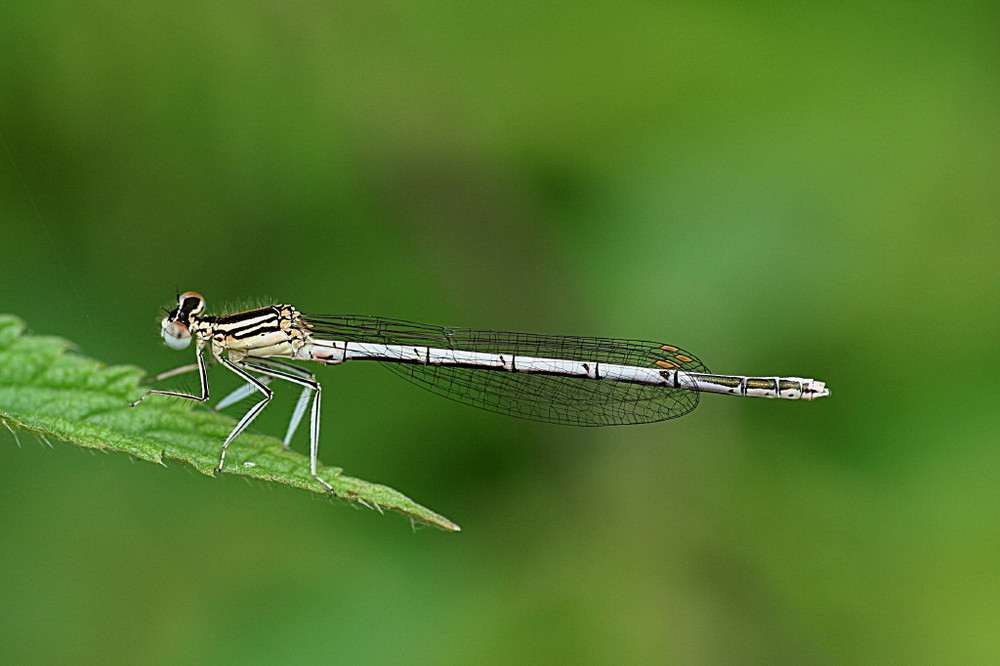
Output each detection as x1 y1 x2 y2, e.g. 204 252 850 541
674 354 693 363
655 360 679 369
660 345 680 352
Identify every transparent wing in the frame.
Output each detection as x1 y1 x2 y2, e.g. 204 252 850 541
302 314 709 426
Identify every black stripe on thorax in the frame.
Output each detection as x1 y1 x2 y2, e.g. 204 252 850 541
213 308 284 340
216 306 282 325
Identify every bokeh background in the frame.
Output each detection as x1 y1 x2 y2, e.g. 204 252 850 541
2 2 998 663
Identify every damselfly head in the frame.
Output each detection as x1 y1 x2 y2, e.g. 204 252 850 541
160 291 205 350
177 292 205 317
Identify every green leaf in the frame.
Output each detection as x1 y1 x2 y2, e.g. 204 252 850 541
0 314 460 532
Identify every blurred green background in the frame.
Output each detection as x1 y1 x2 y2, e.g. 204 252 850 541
2 2 998 663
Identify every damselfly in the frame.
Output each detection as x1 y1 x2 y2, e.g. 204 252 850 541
131 292 830 489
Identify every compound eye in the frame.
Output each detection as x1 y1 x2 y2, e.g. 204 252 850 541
161 319 192 350
178 291 205 316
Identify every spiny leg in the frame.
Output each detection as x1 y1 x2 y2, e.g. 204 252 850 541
238 360 328 491
214 357 274 475
140 350 224 386
129 347 210 406
145 362 200 383
213 376 272 411
212 358 315 451
264 359 317 448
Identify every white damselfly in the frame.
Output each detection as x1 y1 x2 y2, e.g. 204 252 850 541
131 292 830 489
